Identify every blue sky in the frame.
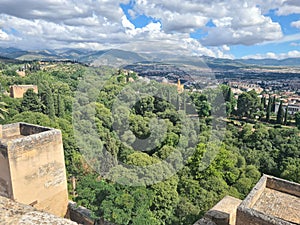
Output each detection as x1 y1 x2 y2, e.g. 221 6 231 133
0 0 300 59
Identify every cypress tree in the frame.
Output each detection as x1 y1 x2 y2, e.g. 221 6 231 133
266 97 271 122
261 96 266 109
271 96 276 112
295 112 300 129
284 105 289 125
276 101 284 124
225 87 232 102
57 94 65 117
21 89 42 112
43 86 55 119
183 93 186 112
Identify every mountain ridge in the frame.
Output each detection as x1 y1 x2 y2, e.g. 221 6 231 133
0 47 300 68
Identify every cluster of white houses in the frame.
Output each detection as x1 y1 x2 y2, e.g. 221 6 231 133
228 81 300 116
275 103 300 115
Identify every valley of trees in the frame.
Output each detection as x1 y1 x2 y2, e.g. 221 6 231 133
0 61 299 225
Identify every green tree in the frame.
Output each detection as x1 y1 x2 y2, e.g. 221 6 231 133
276 101 284 125
57 94 65 117
151 176 180 225
295 112 300 129
10 111 53 127
266 96 271 122
261 96 267 109
20 89 42 112
236 91 259 119
191 93 211 118
0 100 7 120
271 95 276 112
280 157 300 183
41 85 55 119
284 106 288 125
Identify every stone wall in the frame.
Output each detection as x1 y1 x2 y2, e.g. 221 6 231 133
9 85 38 98
68 201 94 225
68 201 117 225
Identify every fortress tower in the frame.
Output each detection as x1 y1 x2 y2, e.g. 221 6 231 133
9 85 38 98
0 123 68 217
177 79 184 93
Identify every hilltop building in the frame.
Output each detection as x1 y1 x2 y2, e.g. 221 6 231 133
177 79 184 93
9 85 38 98
229 81 263 94
16 70 26 77
275 103 300 115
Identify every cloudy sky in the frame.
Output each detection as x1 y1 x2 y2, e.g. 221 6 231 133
0 0 300 59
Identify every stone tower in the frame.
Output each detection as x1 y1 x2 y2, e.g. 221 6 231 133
0 122 68 217
9 85 38 98
177 79 184 93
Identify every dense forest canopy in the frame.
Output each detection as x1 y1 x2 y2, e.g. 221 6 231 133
0 61 299 225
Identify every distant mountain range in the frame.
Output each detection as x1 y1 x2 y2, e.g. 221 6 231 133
0 47 300 68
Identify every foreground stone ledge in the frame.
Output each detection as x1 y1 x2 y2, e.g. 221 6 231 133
0 195 77 225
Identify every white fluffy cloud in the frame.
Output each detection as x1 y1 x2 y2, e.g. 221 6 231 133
0 29 9 41
242 50 300 59
291 20 300 29
276 0 300 15
132 0 283 46
0 0 297 58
